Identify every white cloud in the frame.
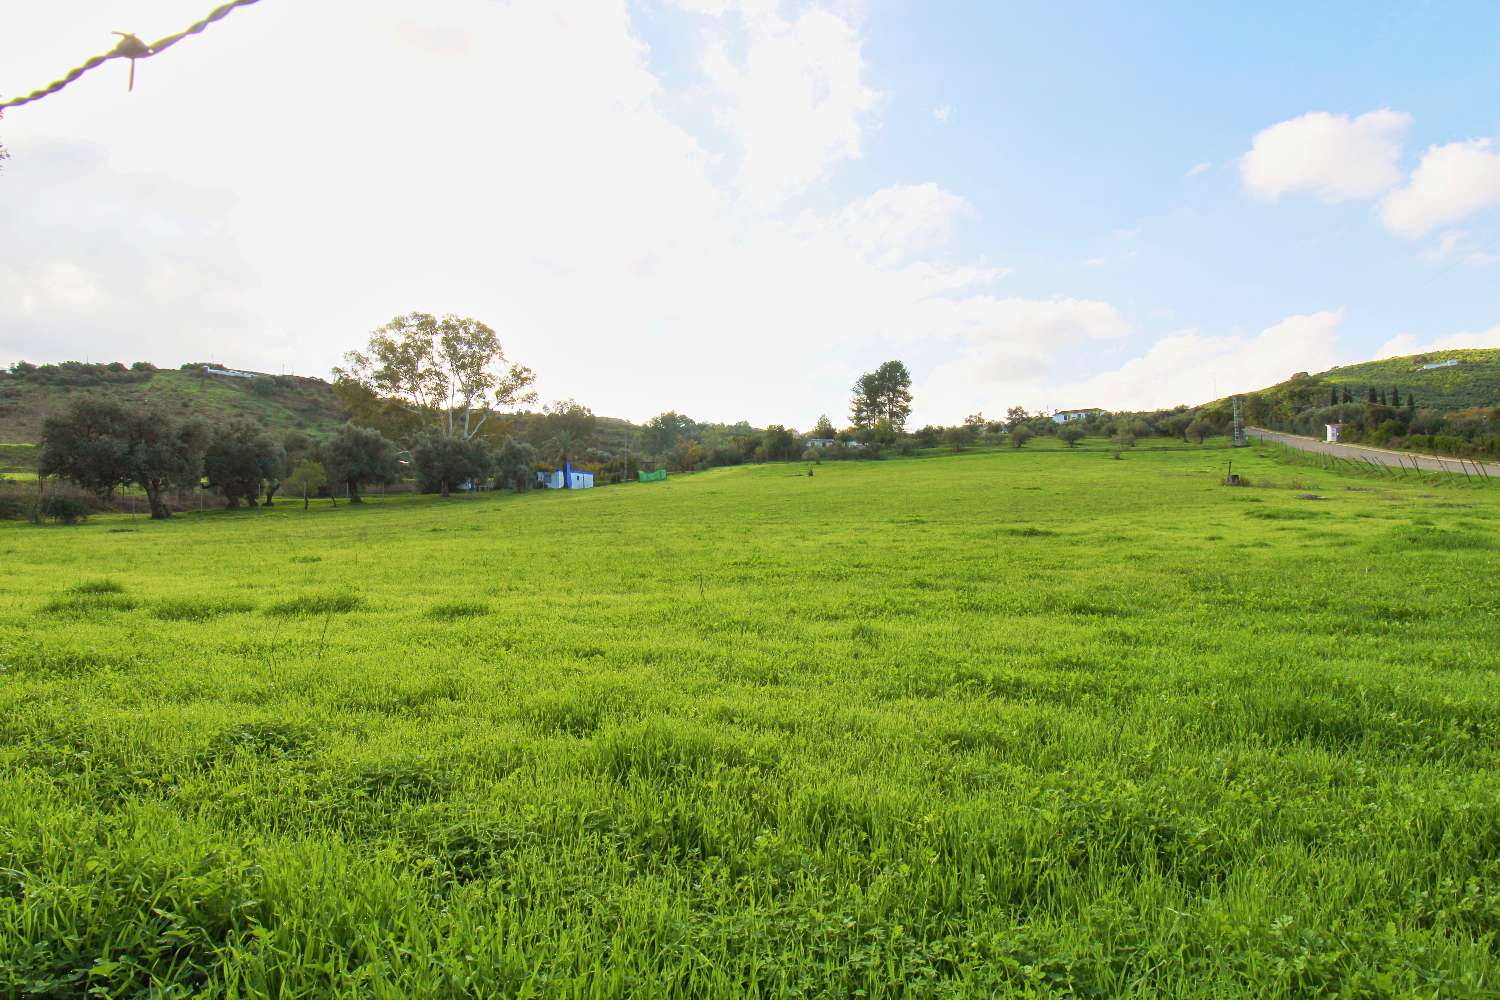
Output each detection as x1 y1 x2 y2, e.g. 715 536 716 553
916 298 1134 421
1186 162 1211 177
694 1 881 207
1380 139 1500 236
1376 325 1500 359
1240 109 1410 202
825 183 974 265
932 104 953 124
1054 310 1346 412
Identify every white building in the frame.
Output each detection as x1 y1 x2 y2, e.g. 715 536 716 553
538 468 595 489
804 437 837 449
1325 423 1343 443
1052 408 1102 424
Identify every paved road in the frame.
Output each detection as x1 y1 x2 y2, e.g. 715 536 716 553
1248 427 1500 478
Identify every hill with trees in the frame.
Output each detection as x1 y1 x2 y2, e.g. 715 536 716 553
0 362 350 446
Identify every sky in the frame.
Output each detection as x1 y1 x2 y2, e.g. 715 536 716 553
2 0 1499 427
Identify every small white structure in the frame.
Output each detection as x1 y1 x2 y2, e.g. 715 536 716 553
805 437 837 449
1420 359 1459 371
203 366 257 379
1325 423 1343 443
1052 408 1102 424
538 468 594 489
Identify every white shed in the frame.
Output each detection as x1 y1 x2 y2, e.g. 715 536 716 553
1325 423 1343 443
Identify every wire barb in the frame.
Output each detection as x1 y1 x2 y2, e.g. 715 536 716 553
0 0 264 110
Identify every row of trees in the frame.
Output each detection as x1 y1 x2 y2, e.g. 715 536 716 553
36 396 415 518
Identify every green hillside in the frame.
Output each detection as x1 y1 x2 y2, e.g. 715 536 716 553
0 363 350 464
1289 348 1500 412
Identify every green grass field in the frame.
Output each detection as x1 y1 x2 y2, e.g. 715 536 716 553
2 441 1497 997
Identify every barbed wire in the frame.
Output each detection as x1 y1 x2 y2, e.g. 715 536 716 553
0 0 264 111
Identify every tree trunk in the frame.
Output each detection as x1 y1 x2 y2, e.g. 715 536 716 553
264 484 278 506
348 479 363 504
225 495 241 509
144 483 171 520
440 479 450 498
302 487 309 511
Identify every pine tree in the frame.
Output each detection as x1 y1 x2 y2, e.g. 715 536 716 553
1341 386 1352 404
1330 386 1339 407
1367 387 1377 403
1390 386 1401 407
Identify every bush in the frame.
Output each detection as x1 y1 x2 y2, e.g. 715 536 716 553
41 495 89 524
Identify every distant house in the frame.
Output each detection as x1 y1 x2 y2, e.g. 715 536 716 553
203 366 257 379
537 465 595 489
804 437 837 448
1325 423 1343 443
1420 359 1459 371
1052 408 1102 424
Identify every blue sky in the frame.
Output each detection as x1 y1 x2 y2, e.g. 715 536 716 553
3 1 1498 424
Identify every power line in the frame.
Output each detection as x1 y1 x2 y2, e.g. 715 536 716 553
0 0 264 110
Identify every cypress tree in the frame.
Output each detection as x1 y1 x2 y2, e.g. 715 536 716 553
1367 386 1377 403
1390 386 1401 407
1330 386 1339 407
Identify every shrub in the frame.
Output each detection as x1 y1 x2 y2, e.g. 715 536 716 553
41 495 89 524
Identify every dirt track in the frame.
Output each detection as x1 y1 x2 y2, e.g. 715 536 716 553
1248 427 1499 478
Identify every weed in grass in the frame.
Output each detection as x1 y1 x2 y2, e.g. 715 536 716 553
153 597 258 621
264 591 364 616
427 600 489 621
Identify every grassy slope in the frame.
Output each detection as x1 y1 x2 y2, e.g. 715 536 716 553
1 440 1497 997
0 369 348 451
1284 348 1500 412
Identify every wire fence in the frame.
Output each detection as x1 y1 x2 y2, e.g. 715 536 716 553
1 0 263 110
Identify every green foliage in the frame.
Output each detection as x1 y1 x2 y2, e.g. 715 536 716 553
283 459 328 508
333 312 537 443
1058 424 1086 448
203 419 286 508
493 437 537 492
39 495 89 525
2 442 1499 996
40 395 209 518
323 424 399 503
850 360 914 431
411 431 492 496
38 394 135 497
761 424 801 461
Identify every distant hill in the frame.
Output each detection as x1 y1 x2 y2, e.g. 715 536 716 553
0 361 655 475
1250 348 1500 413
0 363 350 451
1312 349 1500 411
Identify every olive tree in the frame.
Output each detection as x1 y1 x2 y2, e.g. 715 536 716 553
324 424 398 504
39 395 208 518
38 395 135 498
411 431 492 497
204 420 285 508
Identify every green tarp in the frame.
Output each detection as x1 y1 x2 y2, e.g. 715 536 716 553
638 469 668 482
